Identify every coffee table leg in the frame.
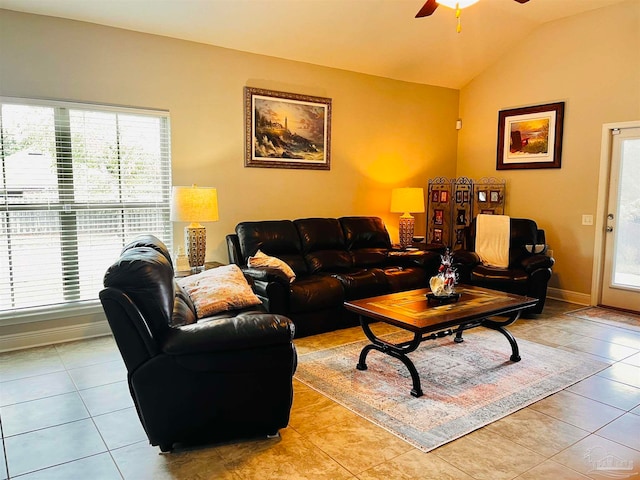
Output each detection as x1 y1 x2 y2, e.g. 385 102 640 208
454 327 464 343
357 317 424 397
483 313 522 362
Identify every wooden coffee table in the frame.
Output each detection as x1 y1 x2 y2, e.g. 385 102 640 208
344 285 538 397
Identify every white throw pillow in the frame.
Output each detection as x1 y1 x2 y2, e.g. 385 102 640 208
247 250 296 283
177 264 262 318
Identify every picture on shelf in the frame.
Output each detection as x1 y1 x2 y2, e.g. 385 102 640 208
440 191 449 203
478 191 487 202
463 191 470 202
434 209 444 225
456 191 463 203
456 209 466 225
490 190 500 203
433 228 443 243
432 190 440 203
456 229 464 245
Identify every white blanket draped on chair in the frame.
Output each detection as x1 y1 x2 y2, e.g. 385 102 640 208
475 214 510 268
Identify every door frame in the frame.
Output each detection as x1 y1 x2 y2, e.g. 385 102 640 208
591 120 640 306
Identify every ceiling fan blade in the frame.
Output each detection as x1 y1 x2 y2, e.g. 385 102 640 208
514 0 530 3
416 0 439 18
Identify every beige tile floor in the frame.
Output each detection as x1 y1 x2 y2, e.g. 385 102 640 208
1 299 639 479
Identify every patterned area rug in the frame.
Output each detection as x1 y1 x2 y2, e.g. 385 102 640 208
567 306 640 332
295 330 608 452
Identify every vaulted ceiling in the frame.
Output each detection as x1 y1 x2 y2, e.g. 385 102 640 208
0 0 627 89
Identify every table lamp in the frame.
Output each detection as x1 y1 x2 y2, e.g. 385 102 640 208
390 187 425 248
171 185 219 272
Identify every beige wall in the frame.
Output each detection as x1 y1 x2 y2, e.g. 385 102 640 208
0 9 459 264
457 0 640 299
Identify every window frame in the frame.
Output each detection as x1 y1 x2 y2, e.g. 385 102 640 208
0 97 173 324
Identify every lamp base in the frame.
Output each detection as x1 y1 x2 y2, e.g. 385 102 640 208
399 216 415 249
185 226 206 272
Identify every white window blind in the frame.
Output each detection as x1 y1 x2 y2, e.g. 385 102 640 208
0 98 172 314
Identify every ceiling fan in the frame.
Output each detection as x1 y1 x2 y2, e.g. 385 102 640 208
416 0 530 32
416 0 530 18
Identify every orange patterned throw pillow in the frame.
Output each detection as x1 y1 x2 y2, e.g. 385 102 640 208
177 264 262 318
247 250 296 283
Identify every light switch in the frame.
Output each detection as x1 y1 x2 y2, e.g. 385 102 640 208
582 214 594 226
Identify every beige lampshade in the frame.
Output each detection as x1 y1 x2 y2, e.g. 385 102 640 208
390 187 425 214
170 185 219 224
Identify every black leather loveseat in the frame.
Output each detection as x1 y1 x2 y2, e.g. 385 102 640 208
226 216 441 337
100 235 297 452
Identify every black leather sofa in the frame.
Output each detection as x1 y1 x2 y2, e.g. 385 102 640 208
453 217 555 314
99 235 297 452
226 216 441 337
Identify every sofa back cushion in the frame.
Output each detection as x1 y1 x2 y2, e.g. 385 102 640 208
509 218 539 265
339 216 391 266
294 218 352 273
103 244 175 339
467 217 540 267
236 220 308 274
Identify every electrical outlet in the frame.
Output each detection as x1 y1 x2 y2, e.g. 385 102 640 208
582 214 594 226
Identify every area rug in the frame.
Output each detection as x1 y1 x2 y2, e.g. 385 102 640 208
295 330 608 452
567 306 640 332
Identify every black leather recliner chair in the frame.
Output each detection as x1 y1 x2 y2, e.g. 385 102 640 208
453 217 555 314
99 235 297 452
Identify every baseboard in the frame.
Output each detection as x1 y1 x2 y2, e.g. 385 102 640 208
547 287 592 306
0 320 112 352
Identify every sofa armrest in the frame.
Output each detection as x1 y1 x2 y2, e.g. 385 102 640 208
161 312 294 355
520 254 555 274
452 250 481 266
387 250 440 270
242 266 291 286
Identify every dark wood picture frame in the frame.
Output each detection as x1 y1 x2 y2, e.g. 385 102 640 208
244 87 331 170
496 102 565 170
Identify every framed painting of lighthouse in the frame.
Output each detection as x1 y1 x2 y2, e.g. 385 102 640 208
244 87 332 170
496 102 565 170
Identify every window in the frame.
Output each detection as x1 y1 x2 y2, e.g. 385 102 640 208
0 98 172 315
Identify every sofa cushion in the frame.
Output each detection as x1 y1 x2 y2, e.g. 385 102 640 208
177 265 262 318
248 250 296 283
288 275 344 313
295 218 352 272
382 266 429 292
330 268 388 300
339 216 392 249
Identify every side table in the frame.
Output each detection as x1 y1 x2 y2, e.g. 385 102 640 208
175 261 225 278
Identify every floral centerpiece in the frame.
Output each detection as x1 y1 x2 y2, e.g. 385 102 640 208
429 248 458 298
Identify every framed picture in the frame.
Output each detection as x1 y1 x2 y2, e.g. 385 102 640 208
478 191 487 203
433 228 443 243
434 209 444 225
463 191 470 203
490 190 500 203
456 191 463 203
456 229 464 245
432 190 440 203
497 102 564 170
440 191 449 203
456 209 466 225
244 87 331 170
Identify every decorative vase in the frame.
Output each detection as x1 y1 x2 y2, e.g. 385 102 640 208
429 248 458 298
